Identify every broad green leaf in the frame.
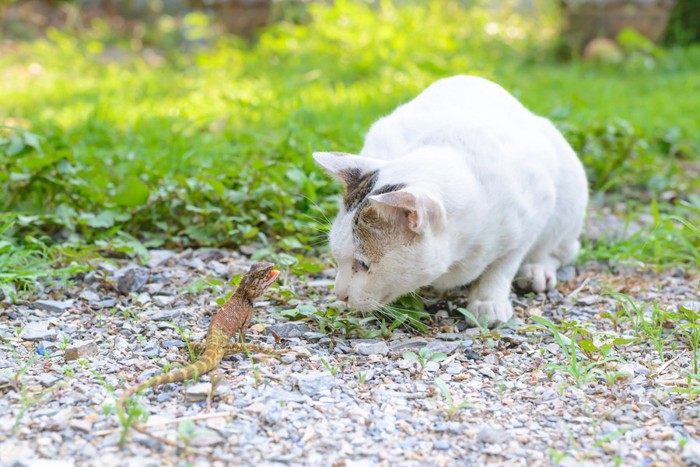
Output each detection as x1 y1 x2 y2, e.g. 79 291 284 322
86 210 117 229
578 340 598 353
112 177 150 208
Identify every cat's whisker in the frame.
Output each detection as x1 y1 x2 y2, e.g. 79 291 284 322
301 196 334 228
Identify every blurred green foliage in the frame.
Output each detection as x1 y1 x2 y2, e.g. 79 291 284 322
0 0 699 279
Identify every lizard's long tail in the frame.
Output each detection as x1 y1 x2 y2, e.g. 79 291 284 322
117 327 229 410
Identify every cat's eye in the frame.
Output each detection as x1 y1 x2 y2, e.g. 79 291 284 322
352 258 370 273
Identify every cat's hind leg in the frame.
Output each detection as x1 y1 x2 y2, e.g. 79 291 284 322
516 239 580 293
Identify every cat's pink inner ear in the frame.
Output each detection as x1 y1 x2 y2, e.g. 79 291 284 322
370 189 445 233
369 191 424 232
370 191 417 211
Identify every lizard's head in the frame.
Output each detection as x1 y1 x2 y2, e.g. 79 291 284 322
237 262 279 301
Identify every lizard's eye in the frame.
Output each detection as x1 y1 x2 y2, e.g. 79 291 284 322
352 258 370 273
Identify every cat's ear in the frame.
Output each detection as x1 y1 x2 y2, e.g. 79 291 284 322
313 152 384 186
368 188 446 234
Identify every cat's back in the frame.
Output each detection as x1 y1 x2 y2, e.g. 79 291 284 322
410 75 529 116
361 76 537 158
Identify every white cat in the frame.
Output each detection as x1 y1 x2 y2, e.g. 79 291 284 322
313 75 588 326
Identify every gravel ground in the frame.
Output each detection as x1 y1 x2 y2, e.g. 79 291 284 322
1 242 699 466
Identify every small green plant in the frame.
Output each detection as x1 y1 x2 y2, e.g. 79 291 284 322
320 357 348 377
433 378 472 420
676 304 700 377
357 371 368 384
457 307 492 334
111 307 139 321
531 316 615 386
176 325 197 363
403 347 448 376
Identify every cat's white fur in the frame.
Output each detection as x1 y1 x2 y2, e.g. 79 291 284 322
314 76 588 325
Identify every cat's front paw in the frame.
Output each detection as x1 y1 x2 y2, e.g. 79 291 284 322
516 263 556 293
466 299 513 328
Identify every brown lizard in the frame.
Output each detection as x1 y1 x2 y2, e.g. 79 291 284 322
117 261 279 444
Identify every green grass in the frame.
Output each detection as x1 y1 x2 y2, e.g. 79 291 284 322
1 0 699 295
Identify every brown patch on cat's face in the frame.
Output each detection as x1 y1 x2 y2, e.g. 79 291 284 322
353 201 416 263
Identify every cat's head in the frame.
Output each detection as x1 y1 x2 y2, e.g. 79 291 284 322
314 151 448 311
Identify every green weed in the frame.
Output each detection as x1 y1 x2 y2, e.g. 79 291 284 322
403 347 448 377
434 378 472 420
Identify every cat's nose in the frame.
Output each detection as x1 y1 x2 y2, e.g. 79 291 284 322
337 292 349 302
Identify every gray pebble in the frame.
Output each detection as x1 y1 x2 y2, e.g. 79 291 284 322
153 295 175 307
91 298 116 309
161 340 186 349
208 260 229 276
353 341 390 356
556 266 576 282
78 290 100 302
147 249 176 268
145 308 181 321
117 268 149 295
295 372 335 396
137 343 160 358
478 427 509 444
265 322 310 338
433 440 451 450
426 341 460 355
33 299 73 313
20 322 55 341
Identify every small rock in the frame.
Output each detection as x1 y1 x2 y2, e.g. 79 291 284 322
208 260 228 276
433 440 451 450
185 382 229 402
78 290 100 302
96 261 118 273
483 354 499 365
188 430 225 447
227 262 249 279
576 295 597 306
426 341 460 355
353 342 390 356
137 343 160 358
91 298 116 309
556 266 576 282
478 427 509 444
146 309 181 321
424 361 440 372
302 332 326 341
260 407 283 425
20 322 55 341
295 372 335 396
616 364 635 380
144 283 164 295
33 299 73 313
117 268 149 295
147 249 176 268
153 295 175 307
134 293 151 304
478 366 496 379
69 418 94 433
681 438 700 464
265 323 310 339
82 271 98 284
195 249 225 262
64 340 98 361
161 340 186 349
37 373 60 387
